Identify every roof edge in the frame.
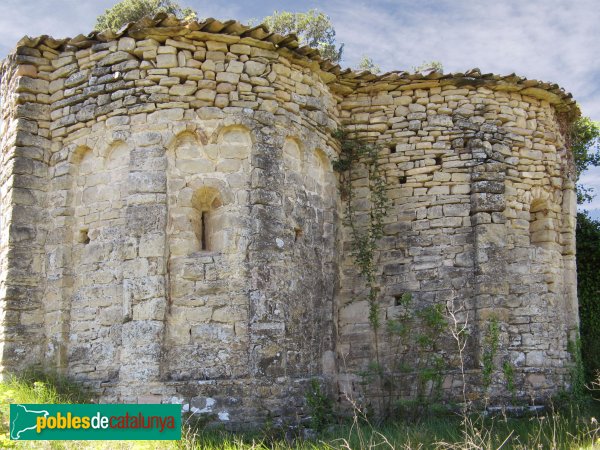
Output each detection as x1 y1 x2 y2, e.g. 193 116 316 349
10 13 578 118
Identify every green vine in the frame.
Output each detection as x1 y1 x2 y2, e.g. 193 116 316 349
304 378 333 431
482 317 500 391
333 130 453 417
333 128 389 415
502 360 516 402
385 298 449 419
333 128 389 334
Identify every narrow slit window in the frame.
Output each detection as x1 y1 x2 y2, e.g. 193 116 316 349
201 211 208 251
191 187 225 253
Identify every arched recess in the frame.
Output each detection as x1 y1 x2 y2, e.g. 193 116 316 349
519 187 558 249
529 198 556 247
283 138 303 173
273 135 338 380
166 131 213 256
217 125 253 147
525 189 564 317
191 186 224 252
525 186 562 250
166 128 247 256
170 181 233 255
163 125 252 381
313 148 333 193
67 141 130 382
169 131 214 174
43 144 95 369
303 147 335 200
214 126 253 171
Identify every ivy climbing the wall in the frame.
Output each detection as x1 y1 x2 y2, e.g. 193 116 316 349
333 129 389 338
333 130 454 417
333 128 389 412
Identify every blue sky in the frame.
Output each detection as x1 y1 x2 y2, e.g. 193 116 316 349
1 0 599 216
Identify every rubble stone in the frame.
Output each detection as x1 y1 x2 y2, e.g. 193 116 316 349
0 15 579 427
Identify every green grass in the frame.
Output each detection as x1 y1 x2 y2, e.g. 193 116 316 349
1 370 599 449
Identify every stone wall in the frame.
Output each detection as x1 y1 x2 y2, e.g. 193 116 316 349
336 77 578 407
0 14 579 425
0 57 49 373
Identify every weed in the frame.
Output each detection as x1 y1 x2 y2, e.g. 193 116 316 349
0 369 598 449
568 335 587 401
502 360 516 402
482 316 500 391
304 379 333 432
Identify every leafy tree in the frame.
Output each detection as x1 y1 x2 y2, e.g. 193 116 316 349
95 0 197 32
262 9 343 63
571 117 600 204
576 211 600 384
572 117 600 386
356 55 381 74
412 60 444 73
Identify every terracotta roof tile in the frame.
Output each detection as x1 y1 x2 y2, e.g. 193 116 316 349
10 13 578 116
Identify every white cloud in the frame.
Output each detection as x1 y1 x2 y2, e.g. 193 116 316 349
579 166 600 211
0 0 597 122
326 0 600 121
0 0 252 55
585 209 600 220
0 1 597 208
0 0 114 56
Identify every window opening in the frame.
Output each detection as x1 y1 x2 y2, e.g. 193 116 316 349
201 212 208 250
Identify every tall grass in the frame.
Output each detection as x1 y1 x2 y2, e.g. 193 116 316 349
1 369 599 449
0 368 93 405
